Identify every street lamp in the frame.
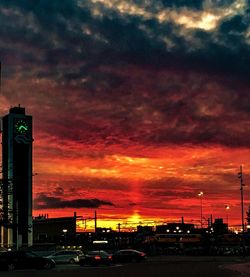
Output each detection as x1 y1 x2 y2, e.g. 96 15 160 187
225 205 230 227
198 192 204 228
62 229 68 245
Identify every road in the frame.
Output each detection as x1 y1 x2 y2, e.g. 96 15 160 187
0 256 248 277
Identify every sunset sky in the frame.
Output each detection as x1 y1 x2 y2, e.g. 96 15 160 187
0 0 250 231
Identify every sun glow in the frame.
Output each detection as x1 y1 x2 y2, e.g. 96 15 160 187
75 212 168 232
127 211 142 224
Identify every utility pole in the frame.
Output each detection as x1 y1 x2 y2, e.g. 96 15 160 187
117 223 121 248
238 165 245 233
225 205 230 228
210 214 213 227
94 210 97 233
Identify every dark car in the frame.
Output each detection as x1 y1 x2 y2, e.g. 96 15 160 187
47 250 83 264
0 250 55 271
112 249 146 263
79 250 112 266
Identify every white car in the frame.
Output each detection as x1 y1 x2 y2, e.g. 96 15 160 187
47 250 83 264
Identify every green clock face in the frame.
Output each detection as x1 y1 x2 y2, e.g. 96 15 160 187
14 119 29 134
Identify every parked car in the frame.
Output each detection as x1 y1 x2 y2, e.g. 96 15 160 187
47 250 83 264
112 249 146 263
0 250 55 271
79 250 112 266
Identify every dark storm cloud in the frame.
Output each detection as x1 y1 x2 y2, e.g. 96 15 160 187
158 0 203 9
1 0 249 78
0 0 97 75
1 0 250 148
34 193 114 209
188 14 250 78
219 14 248 33
158 0 239 9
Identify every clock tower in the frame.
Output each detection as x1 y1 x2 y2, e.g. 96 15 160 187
1 106 33 248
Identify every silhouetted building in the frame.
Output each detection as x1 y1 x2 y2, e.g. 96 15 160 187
1 106 33 247
95 227 113 233
33 215 77 243
137 225 154 233
156 223 195 233
212 218 228 234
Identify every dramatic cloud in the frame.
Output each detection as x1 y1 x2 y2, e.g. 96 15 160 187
0 0 250 227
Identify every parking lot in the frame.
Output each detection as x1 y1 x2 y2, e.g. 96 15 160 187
0 256 248 277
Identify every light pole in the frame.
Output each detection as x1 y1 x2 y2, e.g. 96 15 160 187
62 229 68 244
238 165 245 233
198 192 204 228
225 205 230 228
